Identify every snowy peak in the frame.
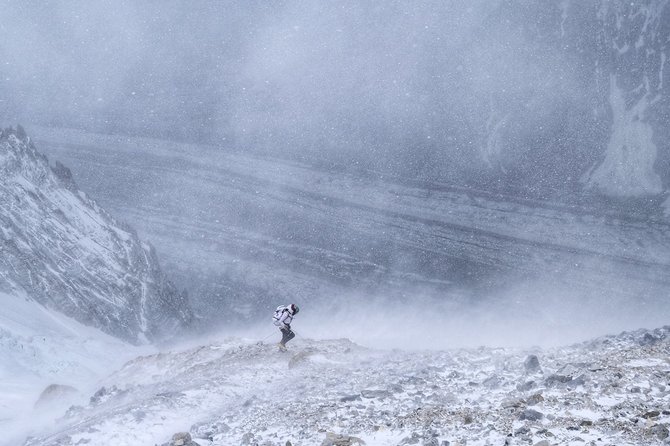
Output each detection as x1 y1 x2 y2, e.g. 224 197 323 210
0 126 193 343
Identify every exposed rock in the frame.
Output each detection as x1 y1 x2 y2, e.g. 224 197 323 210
518 409 544 421
15 326 670 446
90 386 122 405
567 374 588 388
544 374 573 387
524 355 541 373
190 420 230 439
526 392 544 406
321 432 366 445
640 333 660 346
389 384 404 393
649 423 669 440
400 432 421 445
501 397 525 410
517 380 536 392
34 384 79 408
0 130 193 343
482 374 504 389
167 432 197 446
514 426 530 436
361 389 391 399
288 350 313 369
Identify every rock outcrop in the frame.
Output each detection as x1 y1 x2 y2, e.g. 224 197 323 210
0 126 192 343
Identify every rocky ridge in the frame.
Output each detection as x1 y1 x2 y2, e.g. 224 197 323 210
0 126 192 343
22 326 670 446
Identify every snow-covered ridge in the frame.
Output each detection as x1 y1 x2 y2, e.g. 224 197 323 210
21 326 670 446
31 125 670 330
0 126 193 343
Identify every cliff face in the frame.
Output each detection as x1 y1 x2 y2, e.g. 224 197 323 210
486 0 670 197
588 0 669 196
0 127 192 343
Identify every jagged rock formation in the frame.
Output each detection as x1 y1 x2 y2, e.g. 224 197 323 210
0 126 192 343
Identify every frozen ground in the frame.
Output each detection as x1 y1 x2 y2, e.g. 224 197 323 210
15 325 670 446
0 291 150 446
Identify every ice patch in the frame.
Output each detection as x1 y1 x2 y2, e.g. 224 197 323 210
660 51 666 90
560 0 570 38
582 75 662 197
483 106 508 171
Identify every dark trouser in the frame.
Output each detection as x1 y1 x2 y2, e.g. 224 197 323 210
280 327 295 345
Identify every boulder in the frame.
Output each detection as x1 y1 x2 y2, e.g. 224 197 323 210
518 409 544 421
288 350 313 369
639 333 660 346
321 432 366 446
526 392 544 406
544 374 572 387
34 384 79 409
649 423 669 440
90 385 122 405
501 397 525 410
190 421 230 439
241 432 255 445
642 410 661 419
166 432 198 446
524 355 541 373
482 375 504 389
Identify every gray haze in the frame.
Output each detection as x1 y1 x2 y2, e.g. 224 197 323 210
3 1 668 196
2 1 670 340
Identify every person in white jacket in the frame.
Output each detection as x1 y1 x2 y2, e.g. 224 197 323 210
273 303 299 350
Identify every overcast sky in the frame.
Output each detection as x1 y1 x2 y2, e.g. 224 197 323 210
2 1 667 195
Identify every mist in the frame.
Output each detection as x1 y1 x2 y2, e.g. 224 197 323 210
3 1 670 345
6 1 666 193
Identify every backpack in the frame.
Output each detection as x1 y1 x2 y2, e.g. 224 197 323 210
272 305 287 323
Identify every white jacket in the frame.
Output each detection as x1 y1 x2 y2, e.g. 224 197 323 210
273 305 294 329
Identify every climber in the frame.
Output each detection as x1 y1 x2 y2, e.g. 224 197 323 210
272 303 299 351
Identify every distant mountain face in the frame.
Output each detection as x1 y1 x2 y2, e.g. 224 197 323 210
3 1 667 201
0 127 192 343
481 0 670 198
31 126 670 333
